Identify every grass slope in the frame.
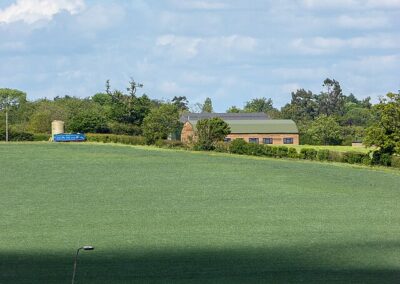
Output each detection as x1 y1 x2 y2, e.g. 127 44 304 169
0 143 399 283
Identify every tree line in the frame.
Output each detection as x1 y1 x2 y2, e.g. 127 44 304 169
0 78 399 156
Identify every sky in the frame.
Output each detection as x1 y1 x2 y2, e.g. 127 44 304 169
0 0 399 111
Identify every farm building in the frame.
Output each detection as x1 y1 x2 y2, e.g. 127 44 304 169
180 113 299 145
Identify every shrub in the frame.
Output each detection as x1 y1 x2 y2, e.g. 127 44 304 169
245 143 264 156
317 149 330 161
263 145 275 157
86 133 146 145
33 133 51 141
300 148 317 160
392 156 400 168
275 146 289 158
0 130 34 141
287 148 299 159
328 151 344 163
229 139 247 155
342 152 369 164
371 151 392 166
155 139 184 149
214 141 230 153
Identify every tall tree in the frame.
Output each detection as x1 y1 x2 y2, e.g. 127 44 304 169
244 97 276 115
364 92 400 154
0 88 27 141
202 97 213 113
281 89 317 122
195 118 231 150
226 106 242 113
316 78 345 116
307 115 342 145
172 96 189 112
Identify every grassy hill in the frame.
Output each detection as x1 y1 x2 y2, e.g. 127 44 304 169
1 143 399 283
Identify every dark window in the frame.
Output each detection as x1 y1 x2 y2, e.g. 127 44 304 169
283 138 294 144
249 138 259 144
263 138 273 144
224 138 231 143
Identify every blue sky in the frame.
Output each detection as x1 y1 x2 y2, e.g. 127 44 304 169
0 0 399 111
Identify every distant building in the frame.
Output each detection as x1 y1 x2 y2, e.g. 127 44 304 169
180 113 299 145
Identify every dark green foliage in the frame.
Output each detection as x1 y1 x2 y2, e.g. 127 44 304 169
195 118 231 150
342 152 369 164
0 130 33 141
364 92 400 155
288 148 299 158
68 106 109 133
275 146 289 158
86 133 146 145
317 149 330 161
202 97 213 113
307 115 342 145
371 151 392 166
107 122 142 136
246 143 265 156
300 148 318 160
142 104 180 144
229 139 247 155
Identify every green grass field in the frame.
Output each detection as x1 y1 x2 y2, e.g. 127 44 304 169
1 143 399 283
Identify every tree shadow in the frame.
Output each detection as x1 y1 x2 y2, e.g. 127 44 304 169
1 241 400 283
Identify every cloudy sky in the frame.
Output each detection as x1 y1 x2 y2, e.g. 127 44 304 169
0 0 399 111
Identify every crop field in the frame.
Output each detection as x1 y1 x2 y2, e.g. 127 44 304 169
1 143 400 283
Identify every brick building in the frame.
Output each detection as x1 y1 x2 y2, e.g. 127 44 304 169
180 113 299 145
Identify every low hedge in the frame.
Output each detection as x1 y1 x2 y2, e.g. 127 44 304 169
392 156 400 168
300 148 317 160
33 133 51 141
0 130 34 141
86 133 146 145
155 139 185 149
317 149 330 161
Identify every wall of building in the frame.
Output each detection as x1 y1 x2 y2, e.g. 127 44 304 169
181 122 195 143
226 134 299 145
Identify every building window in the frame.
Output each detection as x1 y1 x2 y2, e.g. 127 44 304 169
224 138 231 143
249 138 259 144
263 138 273 144
283 138 294 144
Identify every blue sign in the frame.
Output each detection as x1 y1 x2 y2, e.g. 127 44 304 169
53 133 86 142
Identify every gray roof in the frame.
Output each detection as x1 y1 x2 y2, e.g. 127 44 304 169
180 112 269 123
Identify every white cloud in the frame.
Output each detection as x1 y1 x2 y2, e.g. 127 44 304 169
156 34 257 59
337 14 389 29
169 0 227 10
302 0 400 9
159 81 186 94
0 0 85 24
292 34 400 54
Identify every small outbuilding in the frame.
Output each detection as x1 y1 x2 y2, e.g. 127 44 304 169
180 113 299 145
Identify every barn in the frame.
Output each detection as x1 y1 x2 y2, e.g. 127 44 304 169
180 113 299 145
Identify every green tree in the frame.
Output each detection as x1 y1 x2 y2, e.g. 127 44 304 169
172 96 189 112
307 115 342 145
195 118 231 150
316 78 345 116
142 104 180 144
202 97 213 113
0 88 27 141
68 104 109 133
226 106 242 113
244 97 275 113
364 92 400 154
281 89 317 122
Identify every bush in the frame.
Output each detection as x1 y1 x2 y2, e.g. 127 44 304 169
214 141 230 153
317 149 330 161
288 148 299 159
229 139 247 155
246 143 265 156
300 148 317 160
392 156 400 168
108 122 142 136
0 130 34 141
328 151 344 162
342 152 369 164
86 133 146 145
371 151 392 166
155 139 184 149
33 133 51 141
275 146 289 158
